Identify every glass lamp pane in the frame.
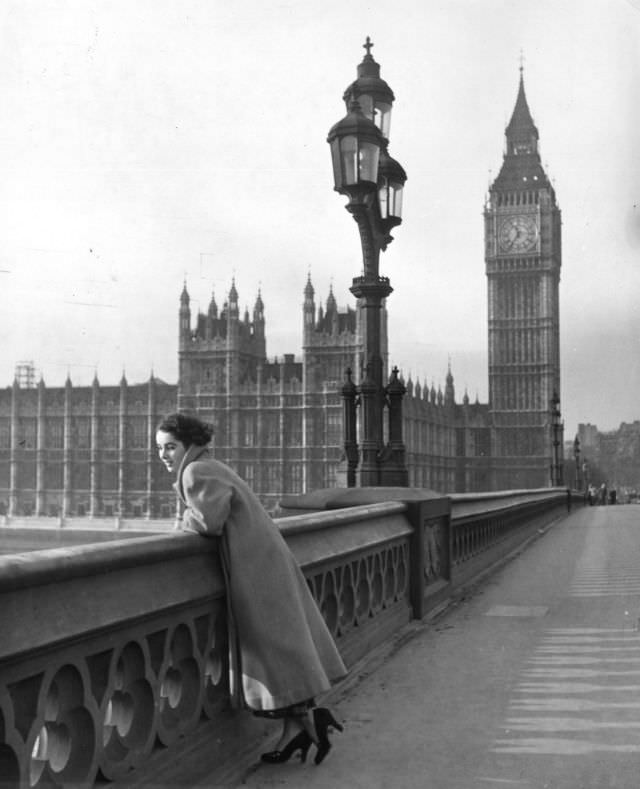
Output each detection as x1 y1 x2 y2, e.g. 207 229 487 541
358 94 374 121
391 184 403 218
330 139 343 188
340 135 358 185
375 103 392 138
378 184 389 218
359 141 380 183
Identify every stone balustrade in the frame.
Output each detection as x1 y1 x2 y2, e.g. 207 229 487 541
0 487 570 787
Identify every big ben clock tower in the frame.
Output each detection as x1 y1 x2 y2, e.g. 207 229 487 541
485 67 562 489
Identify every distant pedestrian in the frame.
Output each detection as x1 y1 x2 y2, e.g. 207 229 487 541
600 483 608 505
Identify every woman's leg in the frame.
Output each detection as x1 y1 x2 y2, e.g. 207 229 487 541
273 714 303 750
296 710 319 745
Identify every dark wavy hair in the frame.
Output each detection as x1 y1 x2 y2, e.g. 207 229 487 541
156 412 214 448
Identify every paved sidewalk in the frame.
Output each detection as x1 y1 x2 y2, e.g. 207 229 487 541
237 505 640 789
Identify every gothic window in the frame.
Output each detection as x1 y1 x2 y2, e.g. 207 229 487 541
285 464 303 494
266 464 280 491
17 461 36 489
101 417 119 448
45 419 63 449
46 464 63 489
74 464 90 490
326 411 342 445
264 414 280 446
286 414 302 446
76 418 91 449
0 420 9 449
18 418 37 449
101 464 118 490
129 417 147 448
129 462 147 489
243 415 256 447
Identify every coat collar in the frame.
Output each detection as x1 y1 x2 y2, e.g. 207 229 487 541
172 443 210 501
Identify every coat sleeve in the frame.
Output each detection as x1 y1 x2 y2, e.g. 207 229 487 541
181 462 233 537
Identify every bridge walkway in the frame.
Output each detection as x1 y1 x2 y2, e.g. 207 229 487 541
233 504 640 789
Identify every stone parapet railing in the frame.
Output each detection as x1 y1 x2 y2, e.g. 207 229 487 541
449 487 573 587
0 487 569 787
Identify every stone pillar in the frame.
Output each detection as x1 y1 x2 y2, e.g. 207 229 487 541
146 375 156 518
62 376 72 519
380 366 408 487
8 379 19 517
341 368 358 488
117 375 127 518
35 378 46 516
90 375 100 517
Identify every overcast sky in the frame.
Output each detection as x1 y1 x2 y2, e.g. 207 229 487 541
1 0 639 437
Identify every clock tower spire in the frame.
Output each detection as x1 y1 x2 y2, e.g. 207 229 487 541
484 67 563 490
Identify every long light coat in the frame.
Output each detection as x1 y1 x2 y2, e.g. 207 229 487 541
174 445 347 711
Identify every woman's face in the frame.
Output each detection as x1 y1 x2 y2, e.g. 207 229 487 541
155 430 187 475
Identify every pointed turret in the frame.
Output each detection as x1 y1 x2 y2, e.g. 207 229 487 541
445 362 455 407
505 68 539 156
492 67 551 191
254 289 264 323
304 273 314 301
208 290 218 319
228 278 239 318
179 280 191 344
303 276 315 341
326 286 339 334
326 285 337 314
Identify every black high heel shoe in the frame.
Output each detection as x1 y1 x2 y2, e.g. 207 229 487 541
312 707 344 765
261 730 313 764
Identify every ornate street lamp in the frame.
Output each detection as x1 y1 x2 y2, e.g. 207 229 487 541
328 38 408 487
573 435 581 490
549 391 564 487
328 100 384 201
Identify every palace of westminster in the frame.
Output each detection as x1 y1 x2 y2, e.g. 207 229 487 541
0 68 570 517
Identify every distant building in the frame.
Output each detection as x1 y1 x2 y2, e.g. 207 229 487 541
0 375 178 519
577 422 640 495
0 69 565 516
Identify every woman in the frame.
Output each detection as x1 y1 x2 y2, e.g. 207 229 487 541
156 412 346 765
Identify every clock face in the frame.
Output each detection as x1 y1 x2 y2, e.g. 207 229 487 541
498 216 538 253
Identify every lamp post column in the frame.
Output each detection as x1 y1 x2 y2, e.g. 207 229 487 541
328 38 408 487
550 391 561 486
341 368 359 488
